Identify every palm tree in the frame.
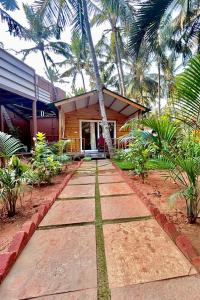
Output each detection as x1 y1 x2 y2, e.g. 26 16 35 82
0 0 26 38
92 0 133 96
50 33 89 93
14 4 61 99
34 0 114 156
128 0 200 116
95 35 121 91
128 0 200 59
124 51 159 108
174 54 200 129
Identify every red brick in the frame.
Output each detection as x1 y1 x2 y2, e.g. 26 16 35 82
38 205 48 218
8 231 28 256
21 221 36 238
176 234 198 260
155 213 168 227
192 256 200 271
164 222 179 241
151 207 160 217
0 252 16 282
31 212 43 227
142 196 149 205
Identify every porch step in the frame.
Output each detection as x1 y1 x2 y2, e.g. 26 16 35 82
88 152 106 159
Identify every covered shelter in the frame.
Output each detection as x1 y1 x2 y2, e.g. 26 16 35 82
0 48 65 148
55 88 149 157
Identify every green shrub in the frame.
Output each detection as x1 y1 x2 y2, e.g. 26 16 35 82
83 156 92 161
30 132 61 185
0 156 27 217
142 117 200 224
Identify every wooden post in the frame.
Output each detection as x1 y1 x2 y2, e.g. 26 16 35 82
0 105 4 132
32 100 37 138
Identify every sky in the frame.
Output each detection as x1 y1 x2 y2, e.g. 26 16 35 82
0 0 107 93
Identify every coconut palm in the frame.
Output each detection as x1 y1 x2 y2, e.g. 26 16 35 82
15 4 61 99
128 0 200 115
128 0 200 59
95 35 121 91
92 0 133 96
174 54 200 128
50 33 90 93
0 0 26 38
34 0 114 156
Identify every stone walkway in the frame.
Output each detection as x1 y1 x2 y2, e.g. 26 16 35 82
0 160 200 299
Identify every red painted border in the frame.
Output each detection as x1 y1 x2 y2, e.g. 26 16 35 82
0 160 82 284
111 161 200 271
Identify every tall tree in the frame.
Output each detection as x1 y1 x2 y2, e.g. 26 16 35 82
15 4 61 99
0 0 26 38
92 0 133 96
50 33 90 93
35 0 114 156
128 0 200 115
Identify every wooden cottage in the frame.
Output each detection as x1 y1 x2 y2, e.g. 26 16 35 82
55 88 149 156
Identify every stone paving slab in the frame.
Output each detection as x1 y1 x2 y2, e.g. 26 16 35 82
101 195 150 220
99 182 133 196
38 288 97 300
68 175 96 185
98 164 115 171
76 170 96 176
39 199 95 227
98 159 111 166
98 175 124 184
111 275 200 300
98 169 118 176
0 226 97 300
59 184 95 199
103 220 196 288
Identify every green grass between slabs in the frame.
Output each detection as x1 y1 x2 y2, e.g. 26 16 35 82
95 164 111 300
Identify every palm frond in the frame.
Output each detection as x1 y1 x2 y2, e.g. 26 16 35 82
174 54 200 128
0 7 26 38
128 0 174 56
0 0 18 10
0 132 24 158
140 118 180 144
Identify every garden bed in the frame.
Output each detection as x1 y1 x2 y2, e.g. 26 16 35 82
125 170 200 256
0 162 78 254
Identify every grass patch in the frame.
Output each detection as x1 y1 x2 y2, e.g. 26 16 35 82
95 163 111 300
113 159 134 170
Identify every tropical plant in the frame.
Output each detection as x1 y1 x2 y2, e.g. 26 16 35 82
140 117 200 223
173 54 200 128
51 139 69 155
34 0 113 156
0 155 27 217
0 168 21 217
30 132 61 185
51 34 89 93
123 128 157 182
0 131 24 167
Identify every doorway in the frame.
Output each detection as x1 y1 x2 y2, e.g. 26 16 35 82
80 120 116 151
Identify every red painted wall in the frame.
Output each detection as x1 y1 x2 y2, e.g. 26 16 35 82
3 109 31 148
30 117 59 142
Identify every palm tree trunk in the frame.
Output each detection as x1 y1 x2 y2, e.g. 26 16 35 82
40 49 58 101
80 70 86 92
157 58 161 116
82 0 113 156
110 19 125 96
114 31 126 96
